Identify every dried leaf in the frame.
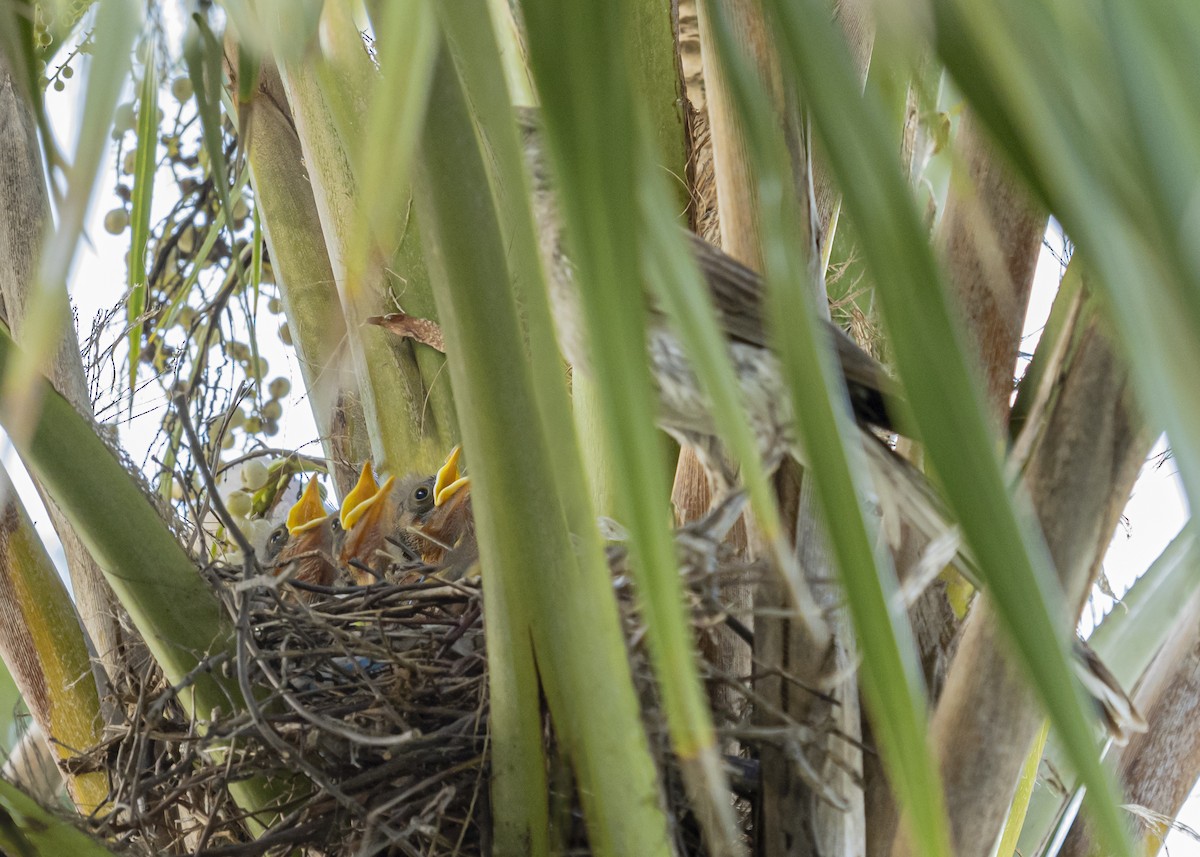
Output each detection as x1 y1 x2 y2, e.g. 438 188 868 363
366 313 446 353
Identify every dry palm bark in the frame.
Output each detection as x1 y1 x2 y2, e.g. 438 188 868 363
892 280 1150 857
918 107 1044 679
938 111 1045 424
675 1 753 757
865 101 1119 853
692 9 832 854
867 111 1047 854
1060 591 1200 856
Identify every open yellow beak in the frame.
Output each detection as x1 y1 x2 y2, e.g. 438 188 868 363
340 462 378 529
341 461 397 531
434 445 470 507
287 477 330 535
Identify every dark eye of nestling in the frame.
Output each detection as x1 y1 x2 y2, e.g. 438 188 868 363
407 482 435 516
266 525 289 559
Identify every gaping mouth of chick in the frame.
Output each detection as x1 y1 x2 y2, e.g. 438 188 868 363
288 478 331 535
340 461 397 531
433 446 469 507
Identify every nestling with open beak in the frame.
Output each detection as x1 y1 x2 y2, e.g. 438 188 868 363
337 449 476 585
263 477 341 599
395 446 475 576
338 461 400 585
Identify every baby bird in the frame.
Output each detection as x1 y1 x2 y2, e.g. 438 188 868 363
395 446 475 576
338 461 399 585
263 477 341 599
338 448 476 585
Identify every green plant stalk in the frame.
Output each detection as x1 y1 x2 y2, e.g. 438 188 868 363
414 29 671 855
275 48 449 476
152 207 231 491
5 0 136 440
407 29 543 857
0 326 300 831
247 205 263 403
218 0 324 63
440 5 673 805
445 0 613 518
1008 261 1086 445
0 776 122 857
126 36 157 405
0 463 107 812
355 1 460 449
702 5 953 854
1017 527 1200 854
236 57 371 493
235 38 260 112
639 164 829 641
589 0 688 520
569 373 618 515
762 0 1132 853
995 719 1050 857
623 0 690 217
334 0 436 317
314 1 459 460
936 0 1200 536
435 0 615 569
1088 531 1200 683
522 0 686 748
485 0 534 105
443 5 609 562
517 0 742 851
161 206 227 330
468 519 547 857
185 14 243 288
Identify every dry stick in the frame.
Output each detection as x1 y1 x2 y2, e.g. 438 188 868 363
250 638 420 747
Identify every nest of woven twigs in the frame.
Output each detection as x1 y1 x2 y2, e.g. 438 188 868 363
78 507 829 857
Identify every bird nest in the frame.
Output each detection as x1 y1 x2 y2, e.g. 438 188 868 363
77 521 816 856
